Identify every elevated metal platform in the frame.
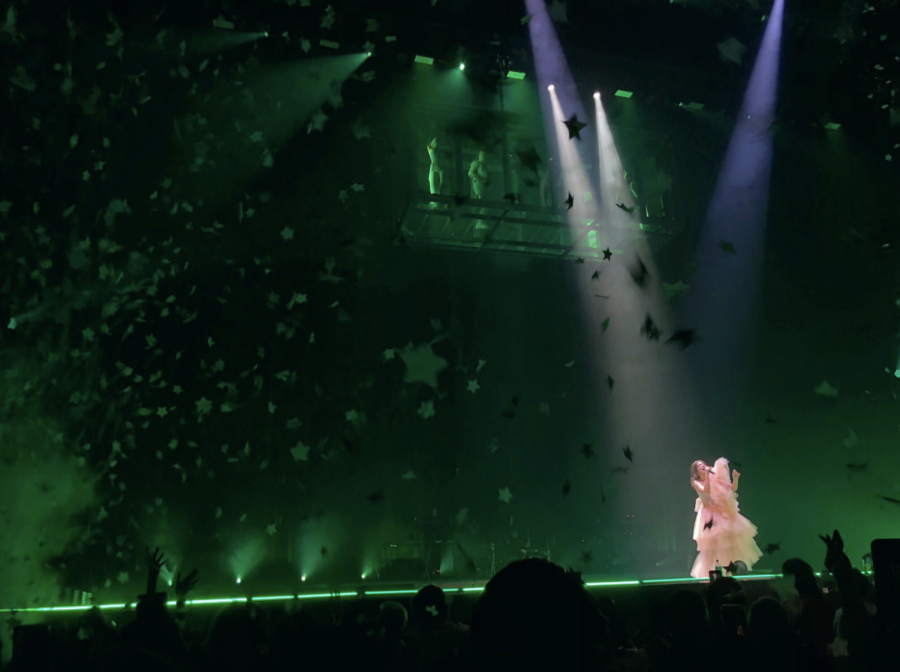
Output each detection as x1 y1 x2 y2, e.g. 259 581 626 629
399 193 682 260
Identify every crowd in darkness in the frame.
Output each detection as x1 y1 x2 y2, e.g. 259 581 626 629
1 530 896 672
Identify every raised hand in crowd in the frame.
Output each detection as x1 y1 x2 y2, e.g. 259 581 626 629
144 547 167 596
175 569 199 604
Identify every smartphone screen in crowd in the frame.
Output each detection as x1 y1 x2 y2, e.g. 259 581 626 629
709 569 722 582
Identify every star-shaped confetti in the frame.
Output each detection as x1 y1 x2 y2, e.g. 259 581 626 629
418 400 436 419
399 341 448 390
196 397 212 415
308 110 328 133
498 487 513 503
467 379 480 394
290 441 310 461
352 120 371 140
562 114 587 140
288 292 307 308
267 523 277 536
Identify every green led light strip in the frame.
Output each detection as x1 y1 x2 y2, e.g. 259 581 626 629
11 571 878 613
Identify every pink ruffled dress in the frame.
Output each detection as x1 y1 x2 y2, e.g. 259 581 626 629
690 458 763 578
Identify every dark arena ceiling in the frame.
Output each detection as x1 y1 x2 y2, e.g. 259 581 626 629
100 0 895 156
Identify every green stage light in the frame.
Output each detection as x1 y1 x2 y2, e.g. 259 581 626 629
640 577 703 584
1 572 843 613
507 71 526 79
824 122 841 130
415 55 435 65
459 63 465 70
615 90 633 98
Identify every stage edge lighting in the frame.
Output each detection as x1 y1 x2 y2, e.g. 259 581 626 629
0 571 876 613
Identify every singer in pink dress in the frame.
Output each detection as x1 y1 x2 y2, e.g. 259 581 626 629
690 458 763 578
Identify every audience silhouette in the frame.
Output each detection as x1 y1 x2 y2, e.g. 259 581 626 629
2 531 898 672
